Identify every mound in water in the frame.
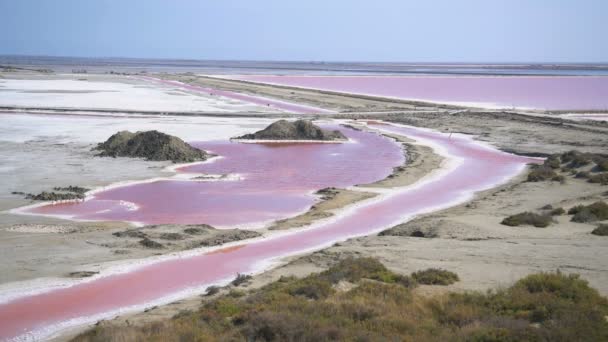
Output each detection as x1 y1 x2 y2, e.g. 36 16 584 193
235 120 347 141
95 130 209 163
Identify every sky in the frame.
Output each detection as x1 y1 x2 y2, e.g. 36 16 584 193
1 0 607 63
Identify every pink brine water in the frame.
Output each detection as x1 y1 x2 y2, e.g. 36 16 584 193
0 123 539 341
229 75 608 110
27 126 404 227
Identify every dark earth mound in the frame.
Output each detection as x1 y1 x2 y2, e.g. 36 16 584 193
95 130 209 163
235 119 347 141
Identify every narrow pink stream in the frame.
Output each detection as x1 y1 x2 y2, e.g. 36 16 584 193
137 76 334 114
0 123 538 341
26 126 402 226
228 75 608 111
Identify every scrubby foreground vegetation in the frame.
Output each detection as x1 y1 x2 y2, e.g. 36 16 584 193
73 258 608 342
527 150 608 184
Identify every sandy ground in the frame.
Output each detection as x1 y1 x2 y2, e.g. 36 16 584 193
361 111 608 155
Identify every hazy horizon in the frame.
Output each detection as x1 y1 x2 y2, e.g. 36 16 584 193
1 0 607 63
2 54 608 66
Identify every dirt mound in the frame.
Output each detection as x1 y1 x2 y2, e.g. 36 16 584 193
95 130 209 163
235 120 347 141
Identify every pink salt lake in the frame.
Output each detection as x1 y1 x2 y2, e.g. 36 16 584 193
228 75 608 111
1 123 538 341
26 126 403 227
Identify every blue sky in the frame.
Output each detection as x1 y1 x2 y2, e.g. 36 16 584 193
1 0 606 62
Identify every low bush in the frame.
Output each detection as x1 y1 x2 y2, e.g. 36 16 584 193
592 224 608 236
159 233 185 240
561 150 592 168
231 273 252 287
544 154 561 169
527 166 559 182
575 171 590 179
72 259 608 342
588 173 608 185
501 212 553 227
319 257 400 284
550 207 566 216
570 201 608 223
287 277 335 299
138 237 164 249
205 285 221 296
594 156 608 171
412 268 459 285
183 227 206 235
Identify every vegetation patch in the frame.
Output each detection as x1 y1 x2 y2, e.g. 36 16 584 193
138 237 164 249
595 156 608 172
231 273 252 287
501 212 553 228
543 154 561 169
527 166 561 182
411 268 459 285
569 201 608 223
112 229 147 239
561 150 593 168
159 233 186 241
52 186 90 194
589 173 608 185
591 224 608 236
197 230 261 247
72 259 608 342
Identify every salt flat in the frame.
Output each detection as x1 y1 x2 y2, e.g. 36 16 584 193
0 76 275 113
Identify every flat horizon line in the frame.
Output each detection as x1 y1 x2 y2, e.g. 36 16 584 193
1 54 607 67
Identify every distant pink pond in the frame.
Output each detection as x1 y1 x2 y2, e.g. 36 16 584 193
228 75 608 111
26 126 403 227
0 123 539 341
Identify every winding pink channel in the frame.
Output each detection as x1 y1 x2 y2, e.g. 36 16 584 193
0 123 538 341
228 75 608 111
137 76 334 114
26 126 403 226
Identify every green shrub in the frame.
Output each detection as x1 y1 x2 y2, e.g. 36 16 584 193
288 277 335 299
71 259 608 342
575 171 590 179
591 224 608 236
411 268 459 285
319 257 398 284
501 212 553 228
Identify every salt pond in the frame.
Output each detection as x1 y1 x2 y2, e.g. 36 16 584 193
25 126 403 227
0 121 538 341
227 75 608 111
